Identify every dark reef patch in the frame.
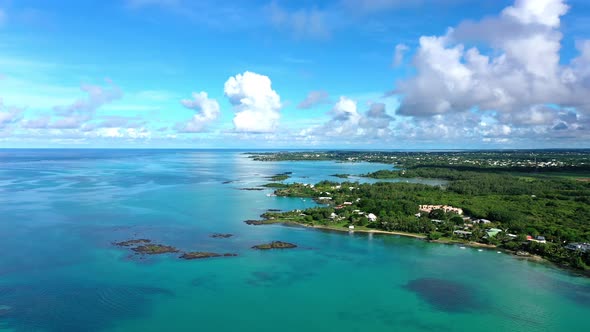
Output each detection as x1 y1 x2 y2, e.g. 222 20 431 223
405 278 483 313
180 252 237 260
557 280 590 307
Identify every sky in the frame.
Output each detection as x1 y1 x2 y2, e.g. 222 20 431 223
0 0 590 149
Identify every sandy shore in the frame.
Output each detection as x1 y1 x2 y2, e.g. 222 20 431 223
277 221 426 239
275 221 554 264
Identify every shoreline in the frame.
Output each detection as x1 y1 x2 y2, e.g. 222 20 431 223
266 220 556 265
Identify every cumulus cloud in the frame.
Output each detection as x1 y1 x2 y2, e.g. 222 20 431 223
267 1 330 39
313 97 393 138
298 90 330 109
177 91 220 133
394 0 589 142
224 71 281 133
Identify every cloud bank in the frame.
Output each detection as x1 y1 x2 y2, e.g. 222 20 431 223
393 0 589 142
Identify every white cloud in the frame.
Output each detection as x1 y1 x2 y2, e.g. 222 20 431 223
94 127 151 139
177 91 220 133
394 0 589 142
224 71 281 133
502 0 569 28
22 81 123 130
310 97 394 138
298 90 330 109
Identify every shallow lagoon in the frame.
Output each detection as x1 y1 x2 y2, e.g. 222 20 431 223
0 149 588 332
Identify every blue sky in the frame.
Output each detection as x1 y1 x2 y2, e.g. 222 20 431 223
0 0 589 148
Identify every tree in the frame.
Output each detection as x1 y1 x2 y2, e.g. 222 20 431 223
429 209 446 220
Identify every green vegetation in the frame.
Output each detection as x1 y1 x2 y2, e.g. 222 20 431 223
113 239 151 246
331 173 350 178
261 183 289 188
251 164 590 272
248 150 590 175
267 172 292 182
252 241 297 250
131 244 179 254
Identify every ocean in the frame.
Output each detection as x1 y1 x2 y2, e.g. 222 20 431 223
0 149 588 331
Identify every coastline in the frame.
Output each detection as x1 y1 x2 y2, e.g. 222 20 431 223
263 220 554 265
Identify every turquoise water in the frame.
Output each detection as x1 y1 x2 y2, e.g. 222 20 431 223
0 149 588 332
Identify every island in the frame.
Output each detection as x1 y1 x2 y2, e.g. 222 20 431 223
252 241 297 250
246 150 590 273
131 244 180 254
210 233 233 238
267 172 292 182
113 239 152 247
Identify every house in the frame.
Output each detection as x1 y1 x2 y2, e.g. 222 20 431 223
473 219 492 224
526 235 547 244
454 230 472 237
419 205 463 215
348 225 355 230
486 228 502 238
367 213 377 222
343 202 353 205
535 236 547 243
330 212 338 219
318 197 332 200
565 242 590 253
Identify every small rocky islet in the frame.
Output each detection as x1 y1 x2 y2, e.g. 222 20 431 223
113 239 152 246
252 241 297 250
113 239 236 260
210 233 233 239
244 219 265 225
132 244 179 255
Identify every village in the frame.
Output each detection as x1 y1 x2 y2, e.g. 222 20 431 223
261 177 590 269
